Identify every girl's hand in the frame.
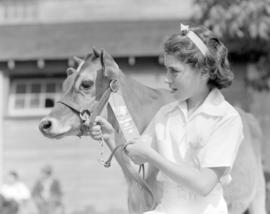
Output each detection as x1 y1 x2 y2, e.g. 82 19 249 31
89 116 114 141
124 138 154 165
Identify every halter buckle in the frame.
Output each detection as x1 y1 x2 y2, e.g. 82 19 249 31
79 109 92 123
109 80 119 93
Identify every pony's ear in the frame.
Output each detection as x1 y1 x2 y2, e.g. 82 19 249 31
65 67 76 76
73 56 84 65
92 47 100 58
100 49 120 80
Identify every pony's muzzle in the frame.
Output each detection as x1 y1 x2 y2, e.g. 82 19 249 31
39 118 53 133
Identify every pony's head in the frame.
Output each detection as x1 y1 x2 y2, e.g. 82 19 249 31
39 48 120 139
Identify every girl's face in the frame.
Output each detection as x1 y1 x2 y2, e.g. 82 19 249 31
164 53 208 101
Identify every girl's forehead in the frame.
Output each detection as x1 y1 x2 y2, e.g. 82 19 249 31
164 54 185 68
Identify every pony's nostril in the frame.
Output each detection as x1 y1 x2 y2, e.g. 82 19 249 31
40 119 52 131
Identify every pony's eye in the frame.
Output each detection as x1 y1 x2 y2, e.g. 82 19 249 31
81 80 93 90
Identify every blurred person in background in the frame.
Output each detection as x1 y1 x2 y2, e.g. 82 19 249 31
32 165 64 214
0 170 31 214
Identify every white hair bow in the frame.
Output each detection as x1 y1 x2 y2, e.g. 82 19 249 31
180 24 189 35
179 23 208 56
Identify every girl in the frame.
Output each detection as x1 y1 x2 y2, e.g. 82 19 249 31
90 24 243 214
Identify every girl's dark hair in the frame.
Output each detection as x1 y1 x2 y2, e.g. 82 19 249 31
164 26 234 89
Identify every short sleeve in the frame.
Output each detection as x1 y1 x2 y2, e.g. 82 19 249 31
198 115 243 170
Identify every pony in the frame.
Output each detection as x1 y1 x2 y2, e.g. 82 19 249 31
39 49 266 214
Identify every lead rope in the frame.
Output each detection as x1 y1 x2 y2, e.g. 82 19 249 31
97 135 106 166
82 108 145 175
80 84 146 177
101 142 134 168
80 86 155 210
80 110 108 166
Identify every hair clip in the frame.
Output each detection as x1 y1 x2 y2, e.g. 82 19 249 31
180 24 189 36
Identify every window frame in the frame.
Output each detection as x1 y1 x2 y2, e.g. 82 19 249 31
8 78 63 117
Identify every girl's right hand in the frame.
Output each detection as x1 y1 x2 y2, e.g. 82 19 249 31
89 116 114 141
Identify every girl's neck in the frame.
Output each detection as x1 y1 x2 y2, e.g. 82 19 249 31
186 87 211 116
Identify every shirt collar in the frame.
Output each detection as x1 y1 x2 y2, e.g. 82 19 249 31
178 88 226 117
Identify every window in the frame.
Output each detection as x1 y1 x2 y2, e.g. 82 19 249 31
8 78 63 116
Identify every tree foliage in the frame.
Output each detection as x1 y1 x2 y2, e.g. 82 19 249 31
193 0 270 55
193 0 270 91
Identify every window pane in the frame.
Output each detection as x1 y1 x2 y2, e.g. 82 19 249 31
16 84 26 94
31 83 41 93
45 98 54 108
29 94 40 108
10 79 64 115
14 97 25 109
46 83 56 93
56 83 62 93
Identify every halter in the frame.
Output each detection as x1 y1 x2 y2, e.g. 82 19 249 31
57 78 137 168
57 79 119 137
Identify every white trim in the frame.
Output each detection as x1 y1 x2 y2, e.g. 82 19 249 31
40 81 47 109
128 56 136 66
37 59 45 69
0 0 193 25
7 60 15 70
8 109 52 117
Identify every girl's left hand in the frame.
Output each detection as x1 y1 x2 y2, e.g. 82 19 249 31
124 138 154 165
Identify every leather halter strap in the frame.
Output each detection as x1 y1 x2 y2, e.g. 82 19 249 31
57 80 119 132
89 80 119 125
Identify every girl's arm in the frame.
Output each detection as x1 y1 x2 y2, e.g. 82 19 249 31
125 142 226 196
149 149 226 196
126 115 243 196
89 116 227 196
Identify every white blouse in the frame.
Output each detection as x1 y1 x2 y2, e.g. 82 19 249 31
143 89 243 214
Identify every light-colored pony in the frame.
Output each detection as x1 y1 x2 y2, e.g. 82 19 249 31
39 49 266 214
